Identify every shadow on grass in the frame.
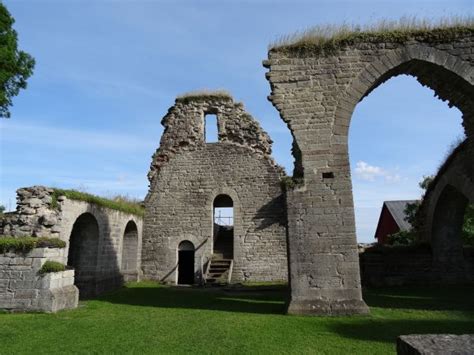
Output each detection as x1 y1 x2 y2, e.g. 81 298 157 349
98 283 289 315
97 283 474 319
363 285 474 312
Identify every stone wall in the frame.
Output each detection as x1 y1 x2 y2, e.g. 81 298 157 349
1 186 143 299
143 94 288 283
264 28 474 315
359 246 474 287
0 247 78 312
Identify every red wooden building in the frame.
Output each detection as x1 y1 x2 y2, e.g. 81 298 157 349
374 200 418 244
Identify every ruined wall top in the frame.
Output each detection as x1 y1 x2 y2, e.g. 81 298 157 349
147 91 275 184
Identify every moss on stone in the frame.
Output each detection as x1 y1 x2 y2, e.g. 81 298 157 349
0 236 66 254
270 17 474 55
51 188 144 217
39 260 66 274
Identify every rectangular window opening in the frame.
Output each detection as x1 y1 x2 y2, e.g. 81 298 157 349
322 172 334 179
205 114 218 143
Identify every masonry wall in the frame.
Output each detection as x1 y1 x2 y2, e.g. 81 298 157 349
265 29 474 315
0 248 78 312
143 95 288 283
1 186 143 299
359 246 474 287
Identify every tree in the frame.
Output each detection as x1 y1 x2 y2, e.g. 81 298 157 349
0 3 34 118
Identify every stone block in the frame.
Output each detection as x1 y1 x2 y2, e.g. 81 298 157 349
397 334 474 355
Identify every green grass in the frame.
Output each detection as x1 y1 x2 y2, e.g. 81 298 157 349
1 283 473 354
270 16 474 54
176 89 233 103
38 260 66 274
51 188 144 217
0 236 65 253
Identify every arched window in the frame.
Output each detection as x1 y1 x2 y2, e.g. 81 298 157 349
67 213 99 297
213 194 233 259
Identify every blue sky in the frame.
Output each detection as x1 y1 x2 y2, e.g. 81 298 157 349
0 0 471 242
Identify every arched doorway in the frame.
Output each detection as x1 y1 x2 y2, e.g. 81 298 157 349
67 213 99 297
121 220 139 278
432 185 469 277
213 194 234 259
178 240 195 285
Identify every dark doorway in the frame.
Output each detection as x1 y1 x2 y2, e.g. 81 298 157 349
68 213 99 297
178 241 195 285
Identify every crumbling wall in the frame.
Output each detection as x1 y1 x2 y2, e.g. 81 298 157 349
1 186 143 299
265 28 474 315
143 93 288 283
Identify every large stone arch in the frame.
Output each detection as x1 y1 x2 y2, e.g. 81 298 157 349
265 28 473 315
333 46 474 141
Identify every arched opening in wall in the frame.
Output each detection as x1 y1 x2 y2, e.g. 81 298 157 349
121 220 138 274
431 184 469 275
348 66 470 246
213 194 234 259
178 240 195 285
205 114 218 143
67 213 99 297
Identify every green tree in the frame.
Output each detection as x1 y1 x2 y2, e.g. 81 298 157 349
0 3 34 118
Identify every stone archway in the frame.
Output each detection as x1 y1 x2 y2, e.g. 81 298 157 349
67 212 100 298
121 220 139 281
265 29 473 315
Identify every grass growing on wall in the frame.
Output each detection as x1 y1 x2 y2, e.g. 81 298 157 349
0 283 473 354
51 189 144 217
39 260 66 274
176 89 233 103
270 16 474 53
0 236 66 253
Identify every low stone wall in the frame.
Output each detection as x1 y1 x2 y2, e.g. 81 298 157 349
1 186 143 298
0 248 78 312
359 246 474 287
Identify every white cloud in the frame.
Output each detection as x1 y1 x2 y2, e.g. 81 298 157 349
354 161 401 183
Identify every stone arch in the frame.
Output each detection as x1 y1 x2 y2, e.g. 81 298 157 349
121 220 139 274
265 31 474 315
67 212 100 297
333 46 474 142
431 184 470 278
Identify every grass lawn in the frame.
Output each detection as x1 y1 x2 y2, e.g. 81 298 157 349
1 283 473 354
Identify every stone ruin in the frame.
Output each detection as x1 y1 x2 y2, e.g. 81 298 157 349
142 93 288 284
1 25 473 315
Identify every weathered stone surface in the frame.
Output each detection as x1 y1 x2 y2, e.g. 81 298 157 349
142 94 288 283
416 140 474 282
265 31 473 315
0 248 79 312
397 334 474 355
1 186 144 309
